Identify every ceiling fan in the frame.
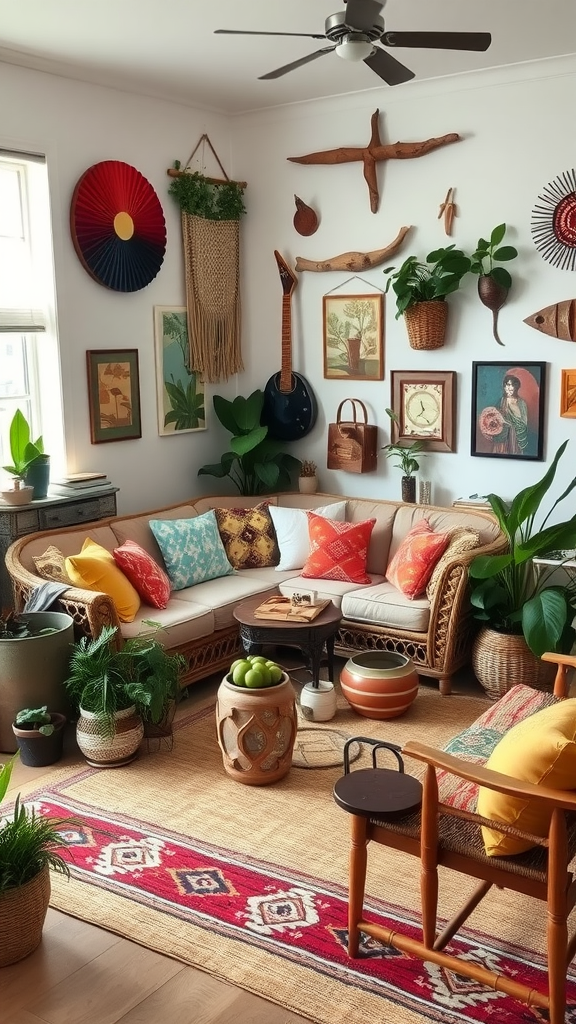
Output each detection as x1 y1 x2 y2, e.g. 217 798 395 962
215 0 491 87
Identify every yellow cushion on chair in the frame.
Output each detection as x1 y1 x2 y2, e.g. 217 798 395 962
65 538 141 622
477 699 576 856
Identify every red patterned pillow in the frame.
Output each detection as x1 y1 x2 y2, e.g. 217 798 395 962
301 513 376 584
112 539 171 609
386 519 450 599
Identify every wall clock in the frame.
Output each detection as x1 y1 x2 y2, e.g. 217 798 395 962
390 371 456 452
70 160 167 292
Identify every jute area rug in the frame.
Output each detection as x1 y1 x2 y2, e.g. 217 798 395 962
21 676 576 1024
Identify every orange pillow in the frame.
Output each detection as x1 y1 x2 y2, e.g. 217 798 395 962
301 513 376 584
386 519 450 599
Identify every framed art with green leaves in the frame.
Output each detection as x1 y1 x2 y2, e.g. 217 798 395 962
153 306 206 435
322 294 384 380
86 349 141 444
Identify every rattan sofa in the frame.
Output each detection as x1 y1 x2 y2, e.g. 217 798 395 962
5 492 506 695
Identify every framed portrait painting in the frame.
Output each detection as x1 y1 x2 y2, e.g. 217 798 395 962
560 369 576 417
86 349 141 444
322 293 384 380
471 362 546 460
153 307 206 435
390 370 456 452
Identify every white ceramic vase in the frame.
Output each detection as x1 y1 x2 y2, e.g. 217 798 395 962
299 680 337 722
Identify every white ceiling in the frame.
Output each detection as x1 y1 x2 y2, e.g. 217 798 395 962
0 0 574 115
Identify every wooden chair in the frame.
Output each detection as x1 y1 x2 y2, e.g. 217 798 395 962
334 652 576 1024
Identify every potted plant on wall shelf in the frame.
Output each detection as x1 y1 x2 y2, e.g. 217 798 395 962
12 706 67 767
1 408 50 504
382 410 427 504
468 223 518 346
298 460 318 494
383 245 471 350
468 440 576 699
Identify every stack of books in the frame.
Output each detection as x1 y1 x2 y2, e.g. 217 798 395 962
50 472 112 497
452 495 491 510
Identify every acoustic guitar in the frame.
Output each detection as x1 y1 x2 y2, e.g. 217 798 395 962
262 251 317 442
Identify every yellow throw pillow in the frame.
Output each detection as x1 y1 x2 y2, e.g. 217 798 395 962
65 538 140 622
477 699 576 856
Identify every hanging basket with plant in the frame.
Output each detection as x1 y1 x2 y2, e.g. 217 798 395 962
384 245 470 351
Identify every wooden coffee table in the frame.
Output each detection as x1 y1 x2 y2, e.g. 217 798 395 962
233 595 342 688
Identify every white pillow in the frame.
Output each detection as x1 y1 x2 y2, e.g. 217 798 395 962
269 501 347 571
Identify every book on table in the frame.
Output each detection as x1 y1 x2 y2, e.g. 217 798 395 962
51 476 110 490
253 596 330 622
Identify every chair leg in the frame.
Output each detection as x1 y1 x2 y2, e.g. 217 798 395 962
547 810 568 1024
348 814 368 957
438 676 452 696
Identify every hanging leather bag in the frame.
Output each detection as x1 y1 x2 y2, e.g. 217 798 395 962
327 399 378 474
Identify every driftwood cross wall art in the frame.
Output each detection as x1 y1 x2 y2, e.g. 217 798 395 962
288 109 461 214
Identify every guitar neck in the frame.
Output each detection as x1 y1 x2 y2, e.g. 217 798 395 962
279 293 293 393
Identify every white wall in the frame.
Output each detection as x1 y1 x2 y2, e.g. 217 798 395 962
1 55 575 516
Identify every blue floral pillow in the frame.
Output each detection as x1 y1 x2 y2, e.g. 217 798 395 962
149 511 234 590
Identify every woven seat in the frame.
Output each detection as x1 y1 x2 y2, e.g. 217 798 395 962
334 652 576 1024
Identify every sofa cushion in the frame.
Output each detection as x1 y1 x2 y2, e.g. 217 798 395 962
149 511 234 590
341 581 430 632
426 527 481 600
477 699 576 857
112 539 171 609
386 519 450 598
345 499 398 576
174 574 280 630
280 574 385 610
119 598 214 646
65 538 141 622
33 545 73 585
269 500 347 571
213 501 279 570
111 505 198 565
302 513 376 584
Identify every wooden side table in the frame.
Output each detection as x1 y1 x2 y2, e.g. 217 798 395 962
233 595 342 688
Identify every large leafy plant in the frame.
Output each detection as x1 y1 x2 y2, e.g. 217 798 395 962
469 441 576 656
383 245 471 319
198 390 301 495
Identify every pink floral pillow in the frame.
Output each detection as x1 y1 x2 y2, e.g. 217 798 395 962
113 539 171 609
386 519 450 599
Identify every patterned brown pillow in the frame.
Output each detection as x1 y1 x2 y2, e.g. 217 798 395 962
425 527 480 600
33 545 74 585
214 501 279 570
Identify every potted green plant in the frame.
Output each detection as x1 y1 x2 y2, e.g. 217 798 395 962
198 389 301 495
298 459 318 494
468 223 519 346
383 245 471 350
469 440 576 698
382 410 427 503
64 625 185 767
1 408 50 503
12 706 67 767
0 753 72 966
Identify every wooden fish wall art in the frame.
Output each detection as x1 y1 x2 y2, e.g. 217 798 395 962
523 299 576 342
295 226 411 273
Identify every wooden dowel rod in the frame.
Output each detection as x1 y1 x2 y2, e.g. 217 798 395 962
166 168 247 187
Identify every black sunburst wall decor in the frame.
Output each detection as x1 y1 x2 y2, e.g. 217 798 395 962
70 161 167 292
531 168 576 271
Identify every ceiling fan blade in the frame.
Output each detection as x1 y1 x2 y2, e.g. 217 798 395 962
382 31 492 52
215 29 326 40
364 46 415 86
344 0 384 33
259 46 336 80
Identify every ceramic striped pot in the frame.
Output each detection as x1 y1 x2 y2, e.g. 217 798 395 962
76 705 144 767
340 652 419 719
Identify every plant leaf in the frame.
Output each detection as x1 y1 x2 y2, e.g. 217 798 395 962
493 245 518 262
522 588 569 656
490 223 506 247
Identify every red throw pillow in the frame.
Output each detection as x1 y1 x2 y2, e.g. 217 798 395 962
113 539 171 609
301 513 376 584
386 519 450 599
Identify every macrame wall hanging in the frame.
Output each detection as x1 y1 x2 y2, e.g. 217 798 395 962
167 136 247 382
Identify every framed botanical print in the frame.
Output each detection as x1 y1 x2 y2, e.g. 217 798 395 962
86 349 141 444
153 306 206 435
390 371 456 452
322 293 384 380
560 369 576 417
471 361 546 460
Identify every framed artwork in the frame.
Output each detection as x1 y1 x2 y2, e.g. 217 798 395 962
471 361 546 460
322 293 384 380
560 369 576 417
390 371 456 452
86 349 142 444
153 307 206 435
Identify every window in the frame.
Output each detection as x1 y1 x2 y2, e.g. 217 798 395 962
0 150 65 478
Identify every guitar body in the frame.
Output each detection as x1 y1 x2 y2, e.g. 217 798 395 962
263 371 318 441
263 251 317 442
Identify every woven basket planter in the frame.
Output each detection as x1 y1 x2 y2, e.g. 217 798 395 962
404 300 448 350
0 863 50 967
76 705 144 768
471 628 557 701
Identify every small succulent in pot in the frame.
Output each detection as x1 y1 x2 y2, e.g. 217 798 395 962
299 460 317 478
14 707 56 736
469 224 518 346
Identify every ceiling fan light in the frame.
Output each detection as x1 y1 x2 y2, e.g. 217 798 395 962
335 37 375 62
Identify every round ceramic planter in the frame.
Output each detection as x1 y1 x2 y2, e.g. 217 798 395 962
0 863 50 967
24 456 50 500
12 712 67 767
340 651 419 719
76 705 144 768
300 680 337 722
298 476 318 494
0 485 34 506
216 672 297 785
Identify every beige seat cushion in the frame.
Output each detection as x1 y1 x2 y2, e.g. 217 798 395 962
279 574 385 610
341 581 430 632
119 598 214 646
174 574 280 630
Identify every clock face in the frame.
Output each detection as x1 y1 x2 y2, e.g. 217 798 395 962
403 384 443 437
